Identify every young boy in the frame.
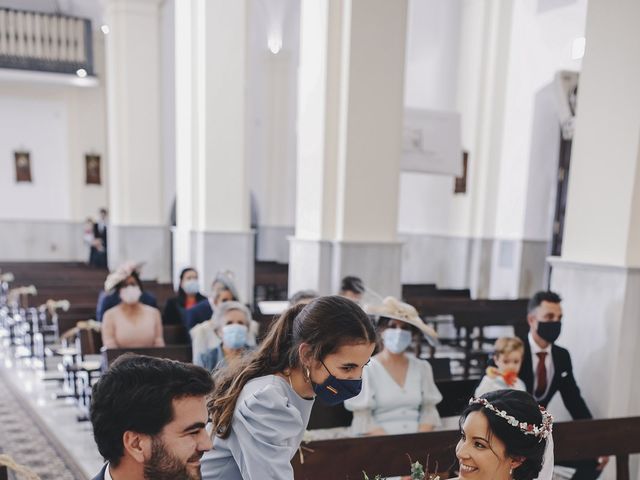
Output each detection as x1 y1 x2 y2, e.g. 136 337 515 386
474 337 527 397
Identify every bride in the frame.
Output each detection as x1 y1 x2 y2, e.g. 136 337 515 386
451 389 554 480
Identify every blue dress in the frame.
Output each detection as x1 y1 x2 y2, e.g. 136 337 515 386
201 375 314 480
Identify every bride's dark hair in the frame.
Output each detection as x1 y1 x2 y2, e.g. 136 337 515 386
460 390 547 480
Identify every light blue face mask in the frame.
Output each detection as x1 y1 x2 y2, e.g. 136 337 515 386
382 328 412 354
183 279 200 295
221 323 248 350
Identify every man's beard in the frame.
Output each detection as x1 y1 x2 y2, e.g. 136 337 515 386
143 437 203 480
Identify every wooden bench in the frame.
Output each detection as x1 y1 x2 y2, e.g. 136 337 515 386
293 416 640 480
102 345 193 369
0 465 7 480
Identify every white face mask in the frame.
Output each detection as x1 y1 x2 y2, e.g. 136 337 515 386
182 279 200 295
120 285 142 305
382 328 412 354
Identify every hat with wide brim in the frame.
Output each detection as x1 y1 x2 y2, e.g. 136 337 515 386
104 261 145 292
366 296 438 341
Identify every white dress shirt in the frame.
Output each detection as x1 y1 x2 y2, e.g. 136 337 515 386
104 463 113 480
528 332 554 399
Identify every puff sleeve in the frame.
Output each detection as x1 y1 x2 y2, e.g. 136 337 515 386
344 363 379 434
417 359 443 427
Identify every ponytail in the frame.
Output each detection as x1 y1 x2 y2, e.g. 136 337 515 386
209 303 306 438
208 295 375 439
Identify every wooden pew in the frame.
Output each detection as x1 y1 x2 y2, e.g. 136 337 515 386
0 465 7 480
102 345 193 369
254 261 288 302
293 417 640 480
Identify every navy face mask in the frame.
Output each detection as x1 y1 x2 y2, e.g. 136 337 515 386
537 321 562 344
312 361 362 406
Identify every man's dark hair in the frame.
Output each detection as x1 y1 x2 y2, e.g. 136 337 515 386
527 290 562 313
99 208 108 215
90 354 214 467
340 275 365 294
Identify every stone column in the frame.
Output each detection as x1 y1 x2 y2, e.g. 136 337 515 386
289 0 408 298
548 1 640 477
173 0 254 303
104 0 170 281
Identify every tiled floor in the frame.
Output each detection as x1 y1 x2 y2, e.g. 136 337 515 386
0 347 104 478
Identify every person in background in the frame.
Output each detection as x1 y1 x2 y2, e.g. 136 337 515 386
289 289 319 306
163 267 207 325
201 296 376 480
90 354 214 480
475 337 527 397
195 301 254 372
84 217 96 266
184 272 239 330
101 273 164 349
520 291 607 478
96 262 158 322
345 296 442 436
339 276 365 303
91 208 108 269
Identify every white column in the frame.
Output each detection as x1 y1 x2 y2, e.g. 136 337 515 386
289 0 407 298
549 1 640 477
174 0 254 303
105 0 170 281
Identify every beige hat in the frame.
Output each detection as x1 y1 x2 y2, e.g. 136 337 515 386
104 261 145 292
367 296 438 340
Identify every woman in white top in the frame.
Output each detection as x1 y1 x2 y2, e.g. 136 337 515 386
345 296 442 435
202 295 377 480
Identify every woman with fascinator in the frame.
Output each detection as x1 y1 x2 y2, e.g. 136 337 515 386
344 296 443 435
453 389 554 480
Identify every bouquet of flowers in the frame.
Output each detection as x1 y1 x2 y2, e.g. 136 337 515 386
363 457 441 480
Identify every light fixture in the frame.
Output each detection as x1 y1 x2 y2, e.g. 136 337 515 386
76 68 87 78
101 24 110 35
571 37 586 60
268 34 282 55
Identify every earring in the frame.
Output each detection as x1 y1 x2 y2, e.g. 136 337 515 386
303 366 311 383
509 467 513 477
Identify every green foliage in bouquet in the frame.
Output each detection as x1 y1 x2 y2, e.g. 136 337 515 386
363 456 440 480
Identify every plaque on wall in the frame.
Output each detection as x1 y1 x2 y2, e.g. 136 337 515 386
14 151 32 183
85 154 101 185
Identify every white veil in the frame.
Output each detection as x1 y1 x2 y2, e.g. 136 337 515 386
535 434 555 480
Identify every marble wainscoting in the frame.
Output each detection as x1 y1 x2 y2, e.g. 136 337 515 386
256 225 294 264
0 220 87 262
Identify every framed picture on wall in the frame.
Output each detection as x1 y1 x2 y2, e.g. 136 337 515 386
85 154 101 185
14 151 32 183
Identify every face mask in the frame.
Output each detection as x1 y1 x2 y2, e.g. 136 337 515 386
312 361 362 406
120 285 142 305
536 321 562 344
182 279 200 295
221 324 248 350
382 328 412 354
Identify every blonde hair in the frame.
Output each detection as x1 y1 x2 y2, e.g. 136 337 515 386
494 337 524 357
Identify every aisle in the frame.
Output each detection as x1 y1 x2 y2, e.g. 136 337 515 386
0 347 103 479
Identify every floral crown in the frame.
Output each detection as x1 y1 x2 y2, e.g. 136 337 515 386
469 397 553 440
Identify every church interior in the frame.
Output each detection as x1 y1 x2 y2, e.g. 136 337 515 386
0 0 639 479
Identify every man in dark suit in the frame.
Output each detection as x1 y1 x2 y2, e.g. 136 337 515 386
91 208 109 269
521 291 608 479
90 354 214 480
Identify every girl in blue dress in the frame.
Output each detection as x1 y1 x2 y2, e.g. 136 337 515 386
202 295 376 480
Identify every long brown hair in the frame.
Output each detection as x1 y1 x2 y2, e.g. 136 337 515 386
209 295 375 438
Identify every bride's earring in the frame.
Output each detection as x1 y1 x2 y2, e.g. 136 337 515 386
303 366 311 383
509 466 513 477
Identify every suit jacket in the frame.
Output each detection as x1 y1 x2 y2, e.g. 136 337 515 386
520 338 592 420
184 299 213 330
93 223 108 248
91 464 107 480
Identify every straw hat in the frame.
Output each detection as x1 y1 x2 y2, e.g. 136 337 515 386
104 261 145 292
367 296 438 340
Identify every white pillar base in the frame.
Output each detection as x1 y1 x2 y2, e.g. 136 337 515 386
288 238 402 299
108 225 171 282
191 230 255 305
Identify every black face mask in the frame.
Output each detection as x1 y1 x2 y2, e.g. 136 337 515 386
536 321 561 344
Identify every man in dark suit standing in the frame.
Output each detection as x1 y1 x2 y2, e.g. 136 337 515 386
91 208 108 269
90 354 214 480
521 291 608 479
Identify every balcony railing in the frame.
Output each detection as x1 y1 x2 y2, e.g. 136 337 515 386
0 8 93 76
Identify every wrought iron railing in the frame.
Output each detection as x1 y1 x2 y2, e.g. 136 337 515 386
0 8 93 76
